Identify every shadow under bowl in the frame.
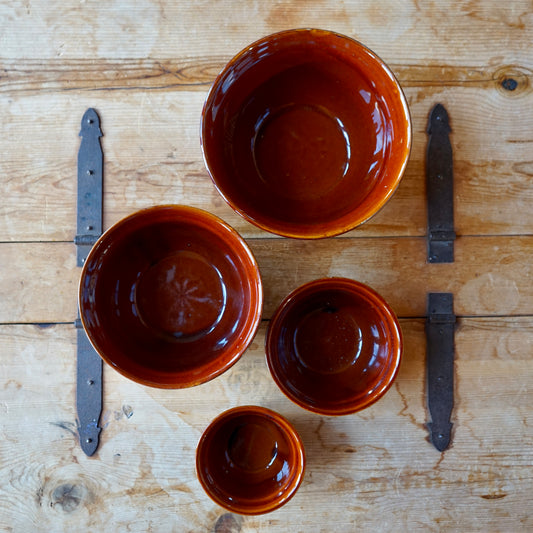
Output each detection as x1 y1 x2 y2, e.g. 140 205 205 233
196 406 305 515
79 205 263 388
266 278 402 415
201 28 411 238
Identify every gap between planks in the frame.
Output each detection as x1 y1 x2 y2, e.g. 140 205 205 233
3 315 533 328
2 233 533 245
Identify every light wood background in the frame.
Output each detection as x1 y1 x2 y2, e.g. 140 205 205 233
1 1 532 531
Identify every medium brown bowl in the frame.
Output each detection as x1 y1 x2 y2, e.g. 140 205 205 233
79 205 263 388
196 406 305 515
266 278 402 415
201 28 411 239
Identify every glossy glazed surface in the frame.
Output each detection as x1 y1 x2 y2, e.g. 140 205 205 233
201 28 411 238
196 406 305 515
79 206 263 388
266 278 402 415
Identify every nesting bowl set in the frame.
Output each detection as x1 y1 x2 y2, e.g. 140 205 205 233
79 29 411 514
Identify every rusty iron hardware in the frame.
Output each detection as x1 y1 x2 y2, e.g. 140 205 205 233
426 104 455 263
76 108 103 267
75 317 103 456
426 293 455 452
75 108 103 456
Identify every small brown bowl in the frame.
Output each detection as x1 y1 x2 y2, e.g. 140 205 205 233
266 278 402 415
79 205 263 388
196 406 305 515
201 28 411 238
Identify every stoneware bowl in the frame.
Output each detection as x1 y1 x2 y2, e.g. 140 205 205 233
196 406 305 515
266 278 402 415
79 205 263 388
201 28 411 239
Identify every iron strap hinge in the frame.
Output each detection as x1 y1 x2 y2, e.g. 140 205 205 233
426 104 455 263
426 293 455 452
74 234 99 246
75 108 104 457
76 108 103 267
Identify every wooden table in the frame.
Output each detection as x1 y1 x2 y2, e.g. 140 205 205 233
1 1 532 531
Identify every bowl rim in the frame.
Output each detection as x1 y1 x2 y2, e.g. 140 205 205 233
78 204 263 389
196 405 306 515
265 277 403 415
200 28 412 239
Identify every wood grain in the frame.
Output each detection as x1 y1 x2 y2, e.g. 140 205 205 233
1 85 532 241
252 236 533 318
1 0 532 531
0 319 532 532
1 0 532 64
0 236 531 323
1 59 531 95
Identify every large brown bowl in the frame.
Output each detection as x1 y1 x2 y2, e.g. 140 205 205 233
79 205 263 388
196 406 305 515
266 278 402 415
201 28 411 238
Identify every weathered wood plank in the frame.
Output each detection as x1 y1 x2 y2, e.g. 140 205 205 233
0 318 532 531
0 242 79 324
252 236 533 318
1 1 532 64
1 236 531 323
0 58 222 95
1 85 532 241
0 155 427 242
1 59 531 95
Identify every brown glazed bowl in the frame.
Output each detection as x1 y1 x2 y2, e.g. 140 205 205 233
201 28 411 239
266 278 402 415
79 205 263 388
196 406 305 515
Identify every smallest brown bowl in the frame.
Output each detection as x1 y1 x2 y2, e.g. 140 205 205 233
266 278 402 415
196 406 305 515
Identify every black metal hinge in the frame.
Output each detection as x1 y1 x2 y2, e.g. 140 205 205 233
426 104 456 263
426 293 455 452
75 108 104 456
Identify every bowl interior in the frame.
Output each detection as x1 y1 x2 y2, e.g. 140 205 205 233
196 406 305 515
266 278 402 415
79 206 262 388
202 29 411 238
